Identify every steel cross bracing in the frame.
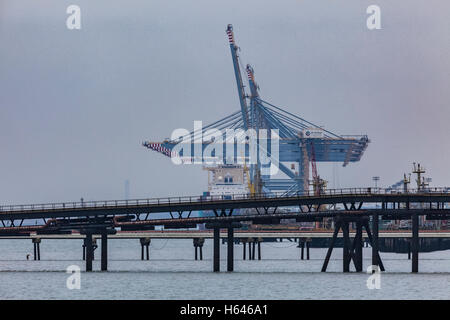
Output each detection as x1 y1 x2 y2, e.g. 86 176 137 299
143 24 370 195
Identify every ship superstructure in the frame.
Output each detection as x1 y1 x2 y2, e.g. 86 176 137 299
203 164 249 198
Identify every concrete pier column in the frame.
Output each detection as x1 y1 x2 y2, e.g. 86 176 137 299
101 233 108 271
242 241 246 260
85 233 93 272
248 238 252 260
227 227 234 272
412 213 419 273
213 227 220 272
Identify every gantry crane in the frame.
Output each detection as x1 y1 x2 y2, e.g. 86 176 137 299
143 24 370 195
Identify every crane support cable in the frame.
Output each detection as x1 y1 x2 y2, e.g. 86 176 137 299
256 98 342 139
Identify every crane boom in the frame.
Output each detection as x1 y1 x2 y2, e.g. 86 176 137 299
226 24 249 130
142 142 173 158
245 64 259 99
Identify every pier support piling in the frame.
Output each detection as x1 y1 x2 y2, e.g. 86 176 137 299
322 217 368 273
193 238 205 260
342 221 351 272
85 233 93 272
198 238 204 260
412 213 419 273
408 241 411 260
37 242 41 260
101 232 108 271
257 238 261 260
213 227 220 272
354 220 363 272
140 238 151 261
306 240 310 260
252 239 256 260
82 241 86 261
371 213 380 269
321 220 341 272
227 227 234 272
32 238 41 261
242 241 246 260
363 219 385 272
300 241 305 260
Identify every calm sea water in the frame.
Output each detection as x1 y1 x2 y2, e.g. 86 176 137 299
0 238 449 299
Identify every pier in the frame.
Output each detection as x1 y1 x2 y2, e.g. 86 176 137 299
0 188 449 273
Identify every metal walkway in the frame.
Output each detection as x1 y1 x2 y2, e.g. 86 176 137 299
1 187 449 220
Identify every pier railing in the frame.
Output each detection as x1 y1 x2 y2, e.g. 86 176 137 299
0 187 449 213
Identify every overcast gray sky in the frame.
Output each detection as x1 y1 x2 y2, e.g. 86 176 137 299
1 0 449 204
